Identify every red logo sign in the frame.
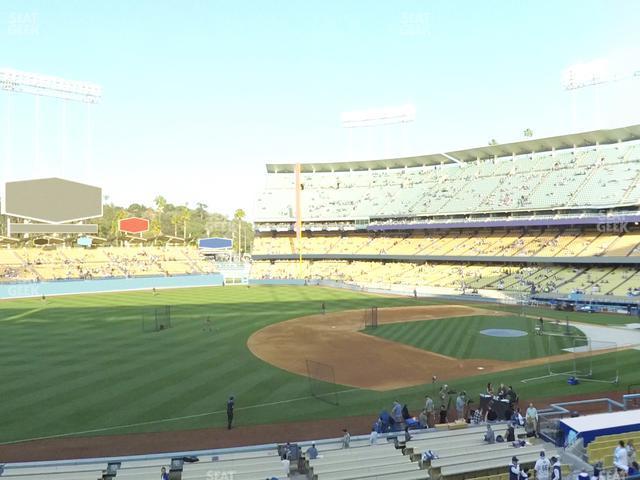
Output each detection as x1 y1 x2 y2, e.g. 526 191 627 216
118 217 149 234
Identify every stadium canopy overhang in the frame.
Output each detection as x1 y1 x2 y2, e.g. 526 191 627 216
266 123 640 173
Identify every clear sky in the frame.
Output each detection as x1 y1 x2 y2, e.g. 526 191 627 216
1 0 640 219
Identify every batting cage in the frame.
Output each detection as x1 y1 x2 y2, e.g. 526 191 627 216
364 306 378 329
142 305 172 333
306 359 340 406
522 334 619 384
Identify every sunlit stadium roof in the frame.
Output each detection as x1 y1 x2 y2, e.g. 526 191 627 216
266 123 640 173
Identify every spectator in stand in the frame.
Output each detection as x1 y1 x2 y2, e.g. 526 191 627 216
628 461 639 476
486 382 494 396
628 439 637 463
506 425 516 442
456 392 466 420
487 406 498 422
401 403 411 422
472 408 484 425
369 427 378 445
391 400 403 425
484 424 496 444
419 409 428 428
526 403 538 437
341 429 351 449
498 384 508 399
511 407 525 427
439 404 448 424
160 467 170 480
425 395 435 427
509 457 520 480
505 405 514 423
550 456 562 480
305 442 318 460
534 451 551 480
614 440 629 476
576 468 590 480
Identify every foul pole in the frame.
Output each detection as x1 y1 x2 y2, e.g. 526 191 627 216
294 163 303 277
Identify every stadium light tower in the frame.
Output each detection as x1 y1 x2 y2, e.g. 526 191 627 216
0 68 102 181
341 103 416 160
561 59 640 129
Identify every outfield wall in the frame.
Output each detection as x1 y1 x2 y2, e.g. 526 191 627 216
249 278 518 304
0 274 224 299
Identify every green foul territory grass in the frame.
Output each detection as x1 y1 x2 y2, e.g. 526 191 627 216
364 315 587 361
0 285 636 444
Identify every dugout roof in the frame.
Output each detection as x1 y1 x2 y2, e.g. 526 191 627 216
266 123 640 173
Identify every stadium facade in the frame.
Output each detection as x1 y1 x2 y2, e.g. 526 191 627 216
252 124 640 309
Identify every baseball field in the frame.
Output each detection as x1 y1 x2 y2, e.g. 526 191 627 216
1 284 637 447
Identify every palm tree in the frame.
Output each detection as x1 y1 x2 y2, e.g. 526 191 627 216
170 211 180 238
179 205 191 240
234 209 246 255
195 202 208 221
154 196 167 233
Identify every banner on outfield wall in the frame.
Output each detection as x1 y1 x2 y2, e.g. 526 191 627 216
198 237 232 250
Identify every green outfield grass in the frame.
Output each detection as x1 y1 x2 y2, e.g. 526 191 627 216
363 315 587 361
0 285 637 444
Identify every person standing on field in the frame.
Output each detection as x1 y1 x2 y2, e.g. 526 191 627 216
226 396 235 430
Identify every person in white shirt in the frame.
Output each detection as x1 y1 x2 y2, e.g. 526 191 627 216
369 427 378 445
577 468 590 480
526 403 539 437
455 392 466 419
534 451 551 480
551 456 562 480
614 440 629 474
341 429 351 449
